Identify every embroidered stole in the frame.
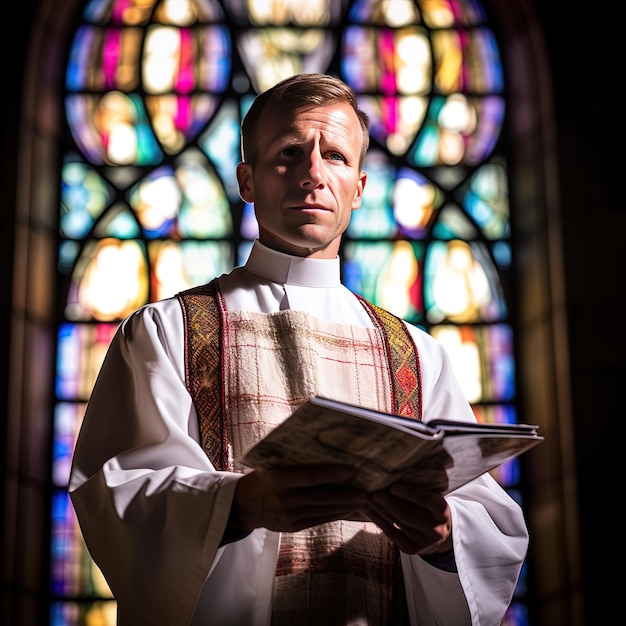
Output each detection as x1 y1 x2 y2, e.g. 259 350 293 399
177 279 422 624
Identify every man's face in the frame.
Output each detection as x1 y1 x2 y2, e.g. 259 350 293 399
236 102 367 259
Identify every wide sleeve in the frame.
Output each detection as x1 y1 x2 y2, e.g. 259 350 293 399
401 326 529 626
68 299 240 626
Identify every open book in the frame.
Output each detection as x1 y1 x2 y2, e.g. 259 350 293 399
242 396 544 494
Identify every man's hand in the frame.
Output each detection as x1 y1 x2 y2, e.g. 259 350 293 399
364 481 453 555
229 464 367 533
228 465 453 558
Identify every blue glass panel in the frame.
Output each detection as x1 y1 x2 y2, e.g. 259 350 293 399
513 559 528 597
83 0 112 24
56 323 118 400
50 489 75 595
61 159 112 238
66 25 96 90
486 324 515 400
199 100 242 202
492 241 511 269
59 241 81 275
56 324 83 400
470 27 504 92
52 403 85 487
93 205 142 238
238 240 254 266
240 201 259 240
466 96 505 164
347 152 396 239
503 599 529 626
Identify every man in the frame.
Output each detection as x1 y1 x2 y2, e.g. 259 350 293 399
69 73 529 625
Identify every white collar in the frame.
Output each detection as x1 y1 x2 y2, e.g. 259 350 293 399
244 240 341 288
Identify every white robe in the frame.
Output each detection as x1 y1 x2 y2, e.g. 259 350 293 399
69 240 529 626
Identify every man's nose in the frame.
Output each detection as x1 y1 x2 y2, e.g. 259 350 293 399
300 151 324 188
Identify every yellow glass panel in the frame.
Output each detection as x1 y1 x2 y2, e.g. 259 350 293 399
244 0 334 26
68 238 149 321
237 28 335 93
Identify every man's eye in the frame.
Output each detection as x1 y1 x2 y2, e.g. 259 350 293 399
282 147 300 157
328 153 345 161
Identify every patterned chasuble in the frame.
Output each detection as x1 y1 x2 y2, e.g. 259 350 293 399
177 280 423 625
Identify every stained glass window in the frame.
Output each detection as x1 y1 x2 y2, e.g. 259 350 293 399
51 0 527 624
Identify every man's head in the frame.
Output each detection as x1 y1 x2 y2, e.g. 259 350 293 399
240 73 370 169
236 74 370 259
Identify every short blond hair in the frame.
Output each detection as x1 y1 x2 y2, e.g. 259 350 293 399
240 73 370 168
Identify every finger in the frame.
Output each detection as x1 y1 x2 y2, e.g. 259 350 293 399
384 484 450 519
365 505 451 555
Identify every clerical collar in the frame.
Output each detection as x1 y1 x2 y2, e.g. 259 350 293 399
244 240 341 287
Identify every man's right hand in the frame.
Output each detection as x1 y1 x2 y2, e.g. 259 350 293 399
228 465 367 533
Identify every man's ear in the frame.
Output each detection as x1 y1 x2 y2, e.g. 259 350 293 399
236 162 254 202
352 170 367 210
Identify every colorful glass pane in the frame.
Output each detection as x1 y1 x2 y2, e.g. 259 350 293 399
199 100 243 202
424 240 506 323
65 239 149 321
92 203 142 239
147 240 234 300
50 600 116 626
65 93 164 165
460 160 510 239
56 323 118 399
419 0 486 27
237 28 336 94
343 240 424 322
60 158 112 239
348 0 421 25
430 324 514 403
